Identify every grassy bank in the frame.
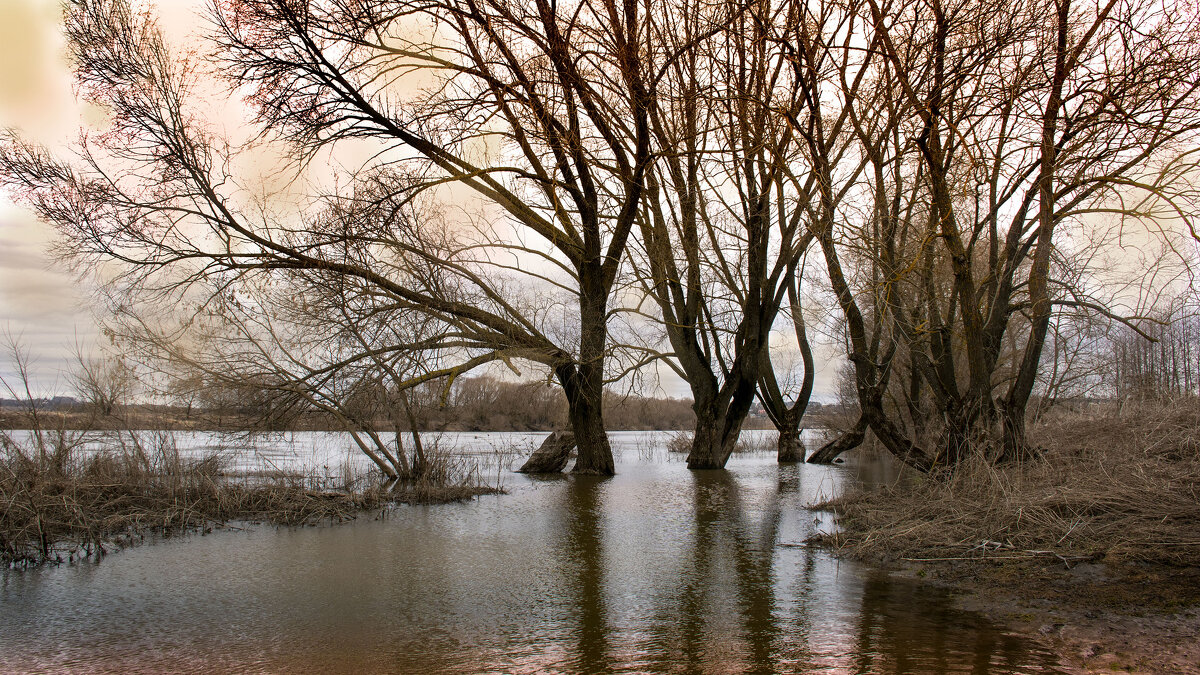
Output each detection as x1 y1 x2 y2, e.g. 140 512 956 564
815 400 1199 567
814 401 1200 673
1 429 501 567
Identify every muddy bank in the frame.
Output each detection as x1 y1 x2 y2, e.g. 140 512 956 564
880 558 1200 674
814 401 1200 673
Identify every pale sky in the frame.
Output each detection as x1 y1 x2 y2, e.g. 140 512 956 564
0 0 96 395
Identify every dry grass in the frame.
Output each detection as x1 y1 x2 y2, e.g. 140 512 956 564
813 400 1200 568
665 430 779 455
1 429 500 566
387 445 504 504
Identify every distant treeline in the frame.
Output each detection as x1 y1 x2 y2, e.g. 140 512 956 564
0 376 714 432
1112 312 1200 401
424 376 697 431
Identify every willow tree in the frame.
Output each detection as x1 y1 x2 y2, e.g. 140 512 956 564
1 0 659 474
755 270 817 462
802 0 1200 469
631 0 820 469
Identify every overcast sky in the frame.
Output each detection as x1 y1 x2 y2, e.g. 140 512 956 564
0 0 96 395
0 0 844 401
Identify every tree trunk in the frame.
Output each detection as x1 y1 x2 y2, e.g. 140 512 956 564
559 363 615 475
687 413 738 469
807 417 867 464
776 423 805 463
517 431 577 473
995 401 1039 463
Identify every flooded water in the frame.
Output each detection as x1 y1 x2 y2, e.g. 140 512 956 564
0 431 1063 674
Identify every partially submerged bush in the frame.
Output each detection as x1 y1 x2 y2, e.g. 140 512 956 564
1 429 500 566
386 442 503 504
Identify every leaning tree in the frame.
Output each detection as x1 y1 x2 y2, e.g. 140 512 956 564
1 0 666 474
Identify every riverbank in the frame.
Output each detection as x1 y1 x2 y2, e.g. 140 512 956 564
1 430 501 567
814 401 1200 673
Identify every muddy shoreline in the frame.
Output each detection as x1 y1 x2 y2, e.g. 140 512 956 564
879 557 1200 674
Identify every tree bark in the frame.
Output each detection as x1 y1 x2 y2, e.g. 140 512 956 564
687 412 739 469
559 362 615 475
686 382 755 469
807 416 867 464
517 431 577 474
776 424 805 462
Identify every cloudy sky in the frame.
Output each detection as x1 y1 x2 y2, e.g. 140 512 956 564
0 0 844 401
0 0 95 395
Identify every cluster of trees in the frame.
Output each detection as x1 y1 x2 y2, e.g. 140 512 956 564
2 0 1198 477
1112 300 1200 401
182 375 695 432
442 377 696 431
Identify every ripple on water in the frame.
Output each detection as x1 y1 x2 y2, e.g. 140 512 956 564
0 431 1065 674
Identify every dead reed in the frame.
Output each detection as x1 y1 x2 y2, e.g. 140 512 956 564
1 429 499 566
812 400 1200 568
386 443 504 504
664 430 779 455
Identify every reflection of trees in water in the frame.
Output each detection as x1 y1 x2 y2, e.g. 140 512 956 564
849 572 1061 674
548 461 1060 674
634 469 797 672
561 475 612 673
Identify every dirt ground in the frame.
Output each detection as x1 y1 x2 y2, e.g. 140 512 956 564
886 558 1200 674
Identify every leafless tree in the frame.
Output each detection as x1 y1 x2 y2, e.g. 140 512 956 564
69 347 137 418
631 0 818 469
0 0 668 474
755 268 817 462
797 0 1200 470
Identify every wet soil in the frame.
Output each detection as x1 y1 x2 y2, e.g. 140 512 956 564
886 558 1200 674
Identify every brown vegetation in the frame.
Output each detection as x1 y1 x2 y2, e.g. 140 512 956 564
814 399 1200 568
812 399 1200 673
0 378 699 434
666 430 780 456
1 426 501 567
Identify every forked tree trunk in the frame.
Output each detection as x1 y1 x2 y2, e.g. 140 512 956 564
517 431 577 473
686 380 756 469
687 413 740 469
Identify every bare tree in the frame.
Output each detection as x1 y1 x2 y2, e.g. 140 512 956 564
797 0 1200 470
69 347 137 419
632 0 817 469
756 268 817 462
0 0 666 474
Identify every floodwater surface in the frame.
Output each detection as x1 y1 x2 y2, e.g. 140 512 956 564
0 431 1064 674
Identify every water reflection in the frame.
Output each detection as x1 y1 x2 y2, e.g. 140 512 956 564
0 441 1062 674
563 475 610 673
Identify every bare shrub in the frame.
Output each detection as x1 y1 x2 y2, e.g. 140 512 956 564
666 432 693 454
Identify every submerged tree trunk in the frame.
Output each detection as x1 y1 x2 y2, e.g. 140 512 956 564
517 431 577 473
776 423 805 462
807 416 867 464
687 414 739 469
558 361 615 475
760 272 816 465
686 382 756 469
